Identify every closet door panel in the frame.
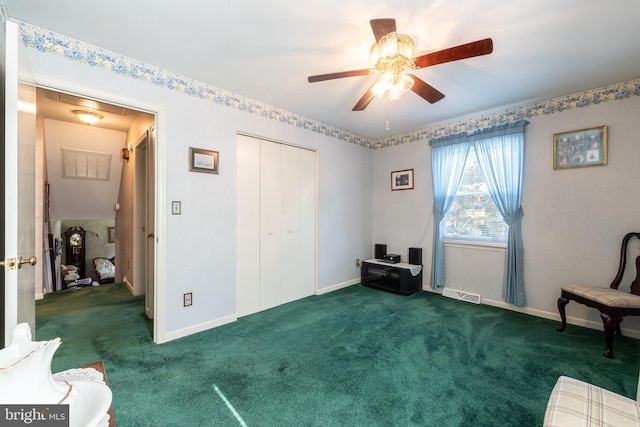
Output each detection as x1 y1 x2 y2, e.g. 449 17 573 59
298 148 316 299
259 140 282 310
236 135 261 316
280 145 301 304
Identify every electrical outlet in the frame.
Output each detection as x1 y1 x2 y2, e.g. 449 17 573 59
356 258 360 267
183 292 192 307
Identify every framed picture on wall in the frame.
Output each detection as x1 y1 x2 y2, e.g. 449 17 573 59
189 147 219 174
391 169 414 191
553 125 607 170
108 227 115 243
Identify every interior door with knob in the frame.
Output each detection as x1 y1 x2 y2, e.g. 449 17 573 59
3 22 37 346
146 127 155 320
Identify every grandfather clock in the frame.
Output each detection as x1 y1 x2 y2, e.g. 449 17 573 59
64 226 86 277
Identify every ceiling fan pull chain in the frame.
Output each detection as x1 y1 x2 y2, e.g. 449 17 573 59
386 104 390 131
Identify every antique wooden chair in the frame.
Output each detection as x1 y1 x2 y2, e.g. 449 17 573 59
556 232 640 358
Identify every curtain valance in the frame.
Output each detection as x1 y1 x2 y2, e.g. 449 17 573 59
429 120 529 147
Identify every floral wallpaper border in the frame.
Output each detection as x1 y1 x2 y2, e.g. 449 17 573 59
11 18 640 150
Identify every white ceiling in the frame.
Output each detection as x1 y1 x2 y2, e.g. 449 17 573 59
36 88 141 132
6 0 640 139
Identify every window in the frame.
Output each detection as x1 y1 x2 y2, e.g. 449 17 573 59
444 146 507 242
62 148 111 181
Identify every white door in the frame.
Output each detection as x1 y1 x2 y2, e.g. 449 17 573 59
280 145 316 304
236 135 260 316
259 140 282 310
236 135 317 316
145 127 156 319
3 22 37 346
280 145 301 304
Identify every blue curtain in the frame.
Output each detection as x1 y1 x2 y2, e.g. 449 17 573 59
472 121 528 306
430 134 469 288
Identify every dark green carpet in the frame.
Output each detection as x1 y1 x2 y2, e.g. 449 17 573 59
36 284 640 426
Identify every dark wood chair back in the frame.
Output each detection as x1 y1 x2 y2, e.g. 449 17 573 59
609 232 640 295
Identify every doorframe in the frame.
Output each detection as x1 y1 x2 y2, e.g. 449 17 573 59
20 76 168 343
1 21 9 348
133 129 155 319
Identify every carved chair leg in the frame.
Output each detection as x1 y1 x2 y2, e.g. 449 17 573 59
556 297 570 331
600 313 623 359
616 319 623 336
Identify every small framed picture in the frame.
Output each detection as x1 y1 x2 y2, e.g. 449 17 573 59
553 125 607 170
189 147 219 174
391 169 414 191
108 227 115 243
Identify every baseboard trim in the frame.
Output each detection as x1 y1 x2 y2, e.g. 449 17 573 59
316 278 359 295
162 314 237 343
123 276 134 294
160 280 640 344
422 286 640 340
160 280 359 343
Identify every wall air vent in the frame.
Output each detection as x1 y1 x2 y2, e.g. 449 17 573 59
62 148 111 181
442 288 481 304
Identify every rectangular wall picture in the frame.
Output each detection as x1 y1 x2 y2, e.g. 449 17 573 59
553 125 607 170
189 147 219 174
391 169 414 191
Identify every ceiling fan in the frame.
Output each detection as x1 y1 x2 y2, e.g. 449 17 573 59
307 18 493 111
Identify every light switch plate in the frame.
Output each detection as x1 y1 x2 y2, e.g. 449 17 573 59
172 201 181 215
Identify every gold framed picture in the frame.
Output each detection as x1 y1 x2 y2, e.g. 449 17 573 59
189 147 219 174
553 125 607 170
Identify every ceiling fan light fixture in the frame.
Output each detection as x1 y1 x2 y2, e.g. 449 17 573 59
395 34 415 59
307 18 493 111
398 73 414 92
369 32 416 102
388 84 403 102
72 110 103 125
370 34 415 71
371 80 388 98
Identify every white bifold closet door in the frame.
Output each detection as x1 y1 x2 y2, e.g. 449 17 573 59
236 135 316 317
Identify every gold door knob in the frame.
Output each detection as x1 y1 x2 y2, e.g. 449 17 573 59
18 256 37 269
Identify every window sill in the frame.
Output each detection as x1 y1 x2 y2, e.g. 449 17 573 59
443 238 507 252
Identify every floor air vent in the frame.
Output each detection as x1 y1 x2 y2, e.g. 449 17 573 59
442 288 481 304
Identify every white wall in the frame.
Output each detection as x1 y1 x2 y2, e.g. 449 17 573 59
24 48 373 340
373 96 640 335
44 119 125 220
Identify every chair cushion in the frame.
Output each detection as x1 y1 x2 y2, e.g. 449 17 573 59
544 376 640 426
562 286 640 309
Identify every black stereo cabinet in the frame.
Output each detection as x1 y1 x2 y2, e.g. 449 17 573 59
361 260 422 295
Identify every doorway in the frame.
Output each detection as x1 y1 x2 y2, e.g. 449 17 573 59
35 87 157 339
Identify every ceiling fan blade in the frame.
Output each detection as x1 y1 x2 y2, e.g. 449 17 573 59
370 18 397 43
408 74 445 104
414 38 493 69
352 84 377 111
308 69 370 83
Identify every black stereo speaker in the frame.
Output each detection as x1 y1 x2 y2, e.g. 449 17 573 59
408 247 422 265
374 244 387 259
